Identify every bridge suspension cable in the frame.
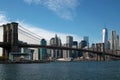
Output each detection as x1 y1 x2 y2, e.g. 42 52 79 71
18 28 40 41
18 24 50 44
18 25 42 39
18 25 42 44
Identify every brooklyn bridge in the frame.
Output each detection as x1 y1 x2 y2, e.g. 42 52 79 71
0 22 120 61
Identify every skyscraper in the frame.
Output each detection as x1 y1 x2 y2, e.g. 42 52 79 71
79 40 87 48
72 41 78 58
66 36 73 47
102 28 108 49
66 36 73 57
50 35 62 59
83 36 89 48
116 35 119 50
38 39 47 60
110 30 116 50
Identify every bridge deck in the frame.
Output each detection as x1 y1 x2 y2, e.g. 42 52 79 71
0 42 120 58
0 42 10 47
19 44 120 58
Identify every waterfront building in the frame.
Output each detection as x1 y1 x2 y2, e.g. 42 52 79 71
49 35 62 59
102 28 108 49
66 36 73 58
116 35 119 50
62 36 74 59
20 48 36 60
29 49 34 60
83 36 89 48
110 30 116 50
79 40 88 60
38 39 47 60
9 52 30 61
91 43 96 50
66 36 73 47
107 40 111 50
89 43 96 59
73 41 78 46
79 40 87 49
110 30 119 50
33 49 39 60
49 38 55 58
63 44 68 58
19 41 34 60
72 41 78 58
21 48 28 53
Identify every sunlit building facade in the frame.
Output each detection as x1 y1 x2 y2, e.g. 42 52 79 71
102 28 108 49
66 36 73 58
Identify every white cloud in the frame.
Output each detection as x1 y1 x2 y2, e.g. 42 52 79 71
24 0 80 20
0 13 8 25
0 12 82 56
18 21 82 44
0 13 8 56
0 12 82 44
0 13 9 42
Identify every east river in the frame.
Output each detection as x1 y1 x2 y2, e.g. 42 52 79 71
0 61 120 80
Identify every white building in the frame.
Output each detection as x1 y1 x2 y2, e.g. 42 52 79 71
102 28 108 49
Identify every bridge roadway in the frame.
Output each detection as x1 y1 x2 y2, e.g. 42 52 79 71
0 42 10 47
19 44 120 58
0 42 120 58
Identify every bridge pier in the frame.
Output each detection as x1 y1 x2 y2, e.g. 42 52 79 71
96 43 106 61
2 22 19 58
3 25 7 57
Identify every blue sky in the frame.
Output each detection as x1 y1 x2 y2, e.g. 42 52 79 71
0 0 120 44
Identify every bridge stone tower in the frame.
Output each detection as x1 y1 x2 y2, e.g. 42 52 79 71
96 43 105 61
2 22 19 58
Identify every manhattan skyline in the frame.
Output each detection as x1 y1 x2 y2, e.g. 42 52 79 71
0 0 120 44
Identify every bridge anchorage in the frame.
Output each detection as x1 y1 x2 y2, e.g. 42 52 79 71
0 22 120 61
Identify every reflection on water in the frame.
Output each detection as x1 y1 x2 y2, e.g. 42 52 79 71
0 61 120 80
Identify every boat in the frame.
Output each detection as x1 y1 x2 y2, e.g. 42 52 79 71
57 57 72 62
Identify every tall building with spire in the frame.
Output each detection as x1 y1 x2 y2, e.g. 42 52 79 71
50 34 62 59
102 28 108 49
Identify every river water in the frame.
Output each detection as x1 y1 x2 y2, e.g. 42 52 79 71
0 61 120 80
